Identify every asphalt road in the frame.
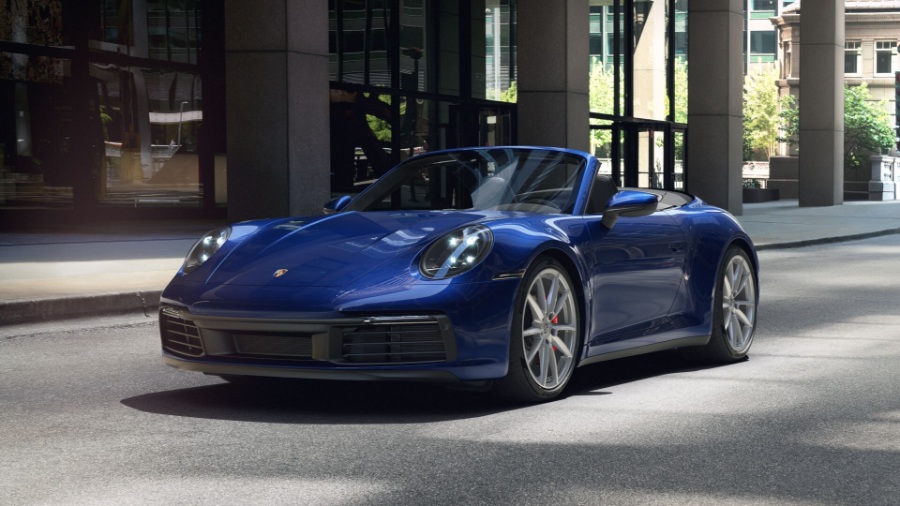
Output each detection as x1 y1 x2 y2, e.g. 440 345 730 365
2 236 900 506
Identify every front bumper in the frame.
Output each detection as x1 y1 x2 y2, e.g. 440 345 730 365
159 304 504 382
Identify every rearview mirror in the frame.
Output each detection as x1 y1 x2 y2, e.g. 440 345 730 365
601 190 658 228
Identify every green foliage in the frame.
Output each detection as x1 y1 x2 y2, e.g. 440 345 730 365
778 83 894 174
743 178 762 189
99 107 113 141
500 81 517 103
589 63 616 155
366 94 397 143
672 58 688 125
588 58 688 159
742 64 780 160
777 94 799 148
672 58 688 160
844 83 895 173
487 81 517 103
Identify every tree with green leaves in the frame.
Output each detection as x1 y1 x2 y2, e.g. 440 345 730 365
778 83 894 175
742 64 780 161
844 83 896 174
777 94 799 149
487 82 517 103
589 62 616 156
671 58 688 160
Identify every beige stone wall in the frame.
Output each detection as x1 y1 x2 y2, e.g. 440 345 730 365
773 10 900 158
845 13 900 114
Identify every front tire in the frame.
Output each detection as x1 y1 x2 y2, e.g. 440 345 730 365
494 257 581 403
685 246 758 363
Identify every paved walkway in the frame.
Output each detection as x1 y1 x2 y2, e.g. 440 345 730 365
2 199 900 326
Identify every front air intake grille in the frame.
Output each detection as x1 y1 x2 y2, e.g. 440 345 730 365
160 308 204 357
341 323 446 363
159 309 454 365
231 332 313 358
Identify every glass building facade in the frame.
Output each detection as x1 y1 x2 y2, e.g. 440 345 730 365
1 0 691 223
327 0 517 192
0 0 224 223
588 0 688 190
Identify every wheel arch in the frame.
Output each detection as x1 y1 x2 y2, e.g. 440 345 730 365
527 246 589 362
728 237 759 275
721 236 760 295
681 225 759 338
701 235 759 336
684 235 759 362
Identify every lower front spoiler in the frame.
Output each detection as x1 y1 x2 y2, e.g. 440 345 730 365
164 353 479 384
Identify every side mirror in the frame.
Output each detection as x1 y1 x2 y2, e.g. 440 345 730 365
601 190 659 228
323 195 352 215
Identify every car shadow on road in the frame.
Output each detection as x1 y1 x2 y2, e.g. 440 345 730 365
121 350 730 424
566 349 730 396
122 378 508 424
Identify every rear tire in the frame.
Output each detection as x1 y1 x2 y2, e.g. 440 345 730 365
493 257 581 403
683 246 758 363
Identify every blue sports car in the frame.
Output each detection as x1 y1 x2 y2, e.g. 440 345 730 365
159 146 758 402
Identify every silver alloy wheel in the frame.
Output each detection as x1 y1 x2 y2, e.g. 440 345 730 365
521 266 578 390
722 253 756 354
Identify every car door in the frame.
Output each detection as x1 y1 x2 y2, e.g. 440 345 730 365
581 207 687 353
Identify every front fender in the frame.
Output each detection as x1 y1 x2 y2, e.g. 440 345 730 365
668 202 757 332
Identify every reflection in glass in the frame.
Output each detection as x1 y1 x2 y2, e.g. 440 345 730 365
330 90 392 191
400 95 431 160
0 53 74 208
400 1 425 92
327 1 516 194
93 64 202 205
0 0 67 46
485 0 515 102
477 107 513 147
91 0 202 64
330 0 514 98
329 0 392 86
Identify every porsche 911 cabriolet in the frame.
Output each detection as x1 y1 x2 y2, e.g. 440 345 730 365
159 146 758 402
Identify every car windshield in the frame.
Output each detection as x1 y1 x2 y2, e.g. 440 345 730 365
344 148 587 214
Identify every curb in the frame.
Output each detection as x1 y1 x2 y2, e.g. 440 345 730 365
4 228 900 326
755 227 900 251
0 291 161 327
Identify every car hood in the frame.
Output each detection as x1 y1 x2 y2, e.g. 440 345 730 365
205 211 488 287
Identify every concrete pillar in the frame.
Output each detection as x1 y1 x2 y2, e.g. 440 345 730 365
686 0 744 215
224 0 331 221
516 0 590 152
799 0 844 206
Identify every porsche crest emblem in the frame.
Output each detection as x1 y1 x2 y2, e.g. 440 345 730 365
273 269 289 278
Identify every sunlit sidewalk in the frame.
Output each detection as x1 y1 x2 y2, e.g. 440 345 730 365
2 200 900 324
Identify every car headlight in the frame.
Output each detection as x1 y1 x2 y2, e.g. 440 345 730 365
183 226 231 273
420 225 493 279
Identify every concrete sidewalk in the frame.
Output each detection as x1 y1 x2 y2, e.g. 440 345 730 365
0 220 222 326
2 200 900 326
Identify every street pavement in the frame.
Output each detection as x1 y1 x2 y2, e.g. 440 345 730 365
2 199 900 326
4 235 900 505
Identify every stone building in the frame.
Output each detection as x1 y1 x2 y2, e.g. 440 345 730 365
769 0 900 199
772 0 899 133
